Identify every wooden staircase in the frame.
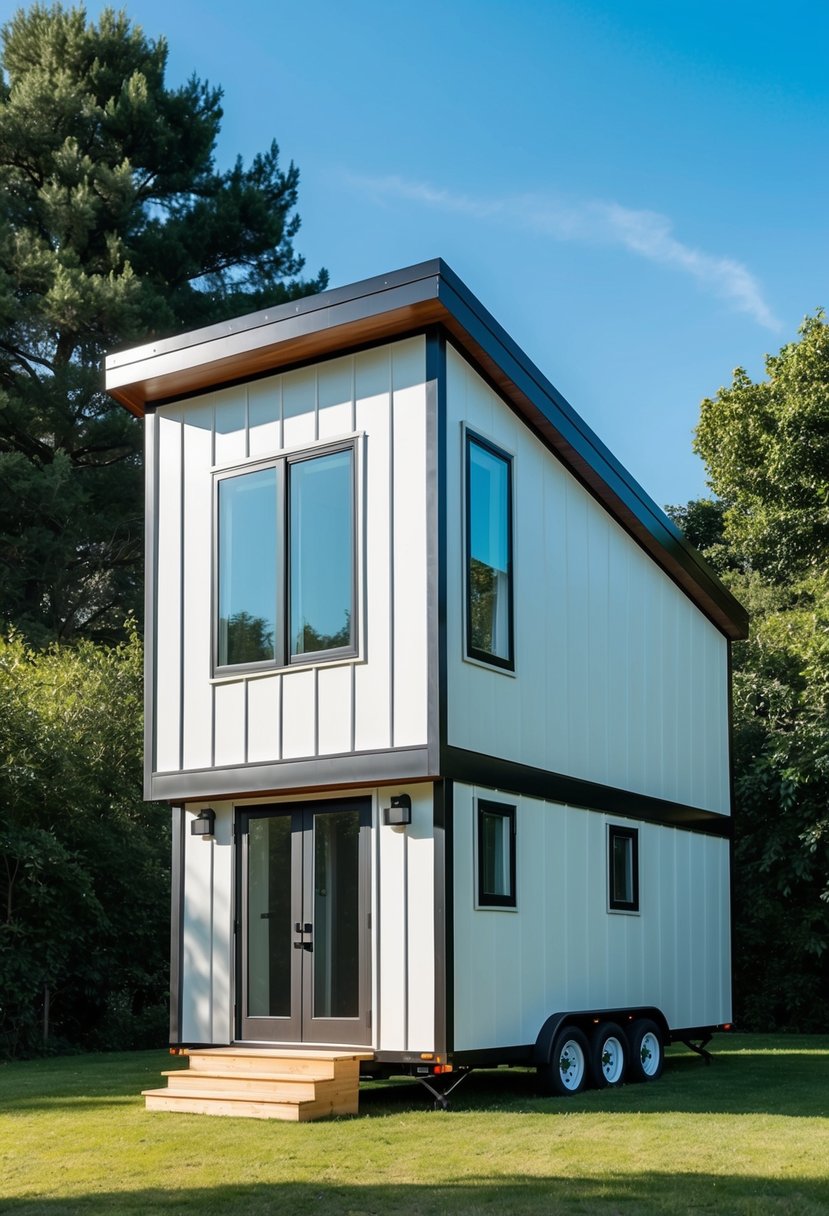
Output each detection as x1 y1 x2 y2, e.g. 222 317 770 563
142 1047 374 1121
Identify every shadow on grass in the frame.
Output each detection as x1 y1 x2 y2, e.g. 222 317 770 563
1 1174 827 1215
4 1043 828 1119
357 1047 829 1119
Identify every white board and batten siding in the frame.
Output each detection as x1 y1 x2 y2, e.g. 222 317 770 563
445 344 731 818
178 787 435 1052
180 799 234 1045
452 783 731 1053
151 337 429 779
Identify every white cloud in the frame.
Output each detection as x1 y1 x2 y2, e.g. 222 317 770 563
351 174 780 331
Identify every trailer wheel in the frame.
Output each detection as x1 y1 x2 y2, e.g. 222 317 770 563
626 1019 664 1082
539 1026 590 1096
589 1022 627 1087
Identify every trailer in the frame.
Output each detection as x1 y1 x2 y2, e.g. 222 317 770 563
106 260 746 1115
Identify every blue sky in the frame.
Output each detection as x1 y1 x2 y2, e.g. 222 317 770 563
10 0 828 509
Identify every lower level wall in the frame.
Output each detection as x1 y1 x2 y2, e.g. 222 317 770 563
177 784 435 1053
451 783 732 1052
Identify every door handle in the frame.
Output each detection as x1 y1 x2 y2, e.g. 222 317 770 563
293 922 314 951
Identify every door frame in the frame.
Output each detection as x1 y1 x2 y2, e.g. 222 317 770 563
234 796 372 1046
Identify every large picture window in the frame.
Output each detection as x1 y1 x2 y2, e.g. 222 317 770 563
216 442 356 672
608 825 639 913
477 800 516 908
465 432 514 669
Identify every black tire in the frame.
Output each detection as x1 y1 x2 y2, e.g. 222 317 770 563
538 1025 591 1096
589 1021 628 1088
626 1018 664 1083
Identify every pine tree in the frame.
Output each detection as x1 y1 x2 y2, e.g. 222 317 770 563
0 4 327 643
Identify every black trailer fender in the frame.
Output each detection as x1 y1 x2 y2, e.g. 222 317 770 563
533 1006 670 1065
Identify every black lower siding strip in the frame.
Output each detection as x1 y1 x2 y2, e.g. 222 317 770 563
441 745 732 837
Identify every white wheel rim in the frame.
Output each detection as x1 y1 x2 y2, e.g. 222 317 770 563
600 1035 625 1084
640 1031 660 1076
558 1039 585 1091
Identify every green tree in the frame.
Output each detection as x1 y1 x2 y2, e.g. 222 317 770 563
0 3 326 644
676 314 829 1030
695 313 829 581
0 629 169 1056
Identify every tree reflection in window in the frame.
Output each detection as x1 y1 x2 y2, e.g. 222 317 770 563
466 435 513 668
223 611 275 666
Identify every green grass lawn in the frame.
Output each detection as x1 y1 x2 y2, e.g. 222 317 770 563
1 1036 828 1215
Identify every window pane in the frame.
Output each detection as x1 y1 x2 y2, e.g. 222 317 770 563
218 468 277 666
290 450 353 656
612 834 632 904
482 811 509 896
313 809 360 1019
247 815 292 1017
478 803 515 906
468 440 511 661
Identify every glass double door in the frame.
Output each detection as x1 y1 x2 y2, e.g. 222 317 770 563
238 799 371 1045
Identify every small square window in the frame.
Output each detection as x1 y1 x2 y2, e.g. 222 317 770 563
608 825 639 912
477 801 516 908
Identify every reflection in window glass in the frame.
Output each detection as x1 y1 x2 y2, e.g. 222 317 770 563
313 810 360 1018
468 438 512 664
218 468 277 666
290 450 353 656
247 815 292 1017
613 835 632 902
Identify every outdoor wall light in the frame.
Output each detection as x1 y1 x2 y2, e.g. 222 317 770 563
383 794 412 827
191 808 216 838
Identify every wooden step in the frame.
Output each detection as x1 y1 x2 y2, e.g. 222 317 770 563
144 1048 373 1121
159 1070 344 1100
143 1085 358 1121
186 1048 369 1079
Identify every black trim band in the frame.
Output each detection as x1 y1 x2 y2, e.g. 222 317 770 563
434 780 455 1057
169 805 185 1044
425 330 446 775
442 745 732 836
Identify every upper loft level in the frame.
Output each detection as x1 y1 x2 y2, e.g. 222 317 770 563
106 261 746 820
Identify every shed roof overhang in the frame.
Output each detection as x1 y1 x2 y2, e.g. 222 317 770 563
105 258 748 640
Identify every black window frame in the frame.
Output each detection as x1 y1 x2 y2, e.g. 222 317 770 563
608 825 639 913
212 437 358 676
477 799 517 909
464 429 515 671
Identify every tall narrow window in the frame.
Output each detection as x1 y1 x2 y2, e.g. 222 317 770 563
466 433 513 669
608 825 639 912
214 441 356 672
217 467 278 667
477 800 516 908
289 449 353 657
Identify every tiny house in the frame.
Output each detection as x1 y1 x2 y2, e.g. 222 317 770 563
107 260 747 1104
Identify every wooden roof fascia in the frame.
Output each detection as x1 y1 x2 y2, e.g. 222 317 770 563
104 259 748 640
105 261 447 414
